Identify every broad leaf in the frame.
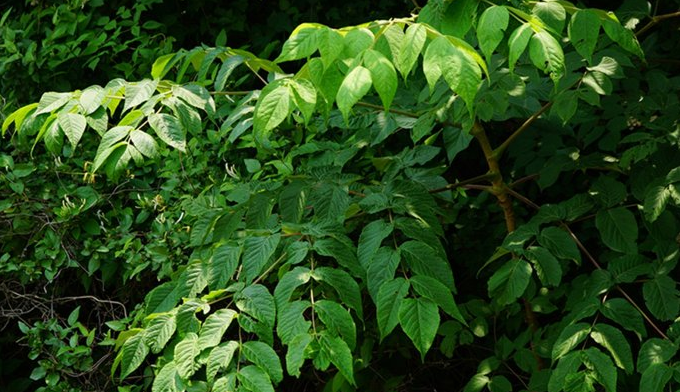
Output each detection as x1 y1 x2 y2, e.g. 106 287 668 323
590 324 633 373
399 297 440 361
242 341 283 383
396 23 426 80
487 259 532 305
144 313 176 354
377 278 409 340
400 240 455 289
253 82 292 144
581 348 617 392
148 113 186 152
363 49 398 110
336 66 372 123
118 331 149 380
643 275 680 321
314 300 356 349
174 332 200 378
568 9 600 62
276 24 321 62
198 309 237 350
477 6 509 61
357 219 393 270
595 207 638 254
526 246 562 286
508 24 532 72
273 267 311 309
552 323 591 361
206 341 239 383
243 234 281 284
57 112 87 149
529 31 565 80
410 275 465 324
637 338 677 373
319 333 355 385
286 333 313 377
237 365 275 392
312 267 362 318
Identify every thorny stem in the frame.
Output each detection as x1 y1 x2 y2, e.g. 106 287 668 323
507 186 671 340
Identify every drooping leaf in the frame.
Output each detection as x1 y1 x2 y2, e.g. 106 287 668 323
144 313 177 354
286 333 313 377
57 112 87 150
273 267 311 309
314 300 357 349
377 278 409 340
319 333 355 385
290 78 317 124
526 246 562 287
236 284 276 327
532 2 566 33
174 332 200 378
477 6 509 61
400 240 455 289
537 227 581 264
206 341 239 383
237 365 275 392
151 361 180 392
399 297 440 361
129 129 159 159
581 348 617 392
197 309 238 350
277 301 311 345
396 23 426 80
639 363 673 392
410 275 465 324
336 65 372 123
208 243 241 289
253 82 292 145
363 49 398 110
148 113 186 152
548 352 581 392
643 275 680 321
118 331 149 380
595 207 638 254
552 323 591 361
243 233 281 284
312 267 362 317
529 31 565 80
600 298 646 338
124 79 158 112
590 323 634 373
487 259 532 305
508 24 532 72
637 338 677 373
357 219 393 268
568 9 601 62
366 247 400 302
276 24 322 62
242 341 284 384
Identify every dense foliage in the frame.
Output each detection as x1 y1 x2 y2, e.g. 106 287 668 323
2 0 680 392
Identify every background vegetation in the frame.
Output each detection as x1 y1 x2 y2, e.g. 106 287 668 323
1 0 680 391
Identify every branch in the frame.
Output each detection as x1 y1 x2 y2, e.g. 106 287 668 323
428 172 497 193
493 101 553 159
354 101 421 118
636 10 680 36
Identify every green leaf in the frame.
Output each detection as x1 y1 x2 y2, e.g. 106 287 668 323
253 82 292 145
399 297 440 361
314 300 356 349
644 185 673 222
290 78 317 124
357 219 393 270
319 333 355 386
36 92 71 115
342 28 373 57
400 240 455 289
2 103 37 136
537 227 581 264
366 247 400 302
336 65 372 123
477 6 509 61
242 341 283 384
437 37 482 112
595 207 638 254
377 278 409 340
243 234 281 284
529 31 565 80
639 363 673 392
487 259 532 305
526 246 562 287
590 324 634 373
57 112 87 150
553 90 579 124
237 365 275 392
208 243 241 289
215 55 246 91
151 361 180 392
410 275 465 324
396 23 426 80
198 309 238 350
581 348 617 392
148 113 186 152
206 341 239 383
276 24 321 62
286 333 313 377
608 254 650 284
213 373 237 392
274 267 311 309
144 313 177 354
175 332 200 378
568 10 600 62
318 26 344 67
532 2 566 33
508 24 532 73
601 15 644 59
124 79 158 112
173 84 215 114
129 129 159 159
552 323 591 361
643 275 680 321
277 301 311 345
637 338 677 373
549 352 581 392
363 49 398 110
582 71 612 95
600 299 646 338
311 267 362 318
118 331 149 380
236 284 276 327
